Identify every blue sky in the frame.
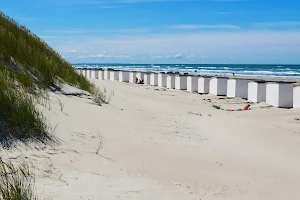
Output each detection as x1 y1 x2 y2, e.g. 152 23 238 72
1 0 300 64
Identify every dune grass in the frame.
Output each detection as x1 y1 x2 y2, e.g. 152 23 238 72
0 12 110 145
0 161 38 200
0 65 48 146
92 87 111 105
0 12 94 93
0 11 108 200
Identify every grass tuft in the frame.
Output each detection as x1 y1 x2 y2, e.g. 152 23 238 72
95 134 104 155
92 87 110 106
0 67 49 147
0 161 38 200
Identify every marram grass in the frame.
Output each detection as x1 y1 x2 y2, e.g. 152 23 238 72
0 12 109 145
0 12 94 93
0 161 38 200
0 66 48 144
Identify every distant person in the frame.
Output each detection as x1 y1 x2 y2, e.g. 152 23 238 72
232 73 235 76
135 77 138 84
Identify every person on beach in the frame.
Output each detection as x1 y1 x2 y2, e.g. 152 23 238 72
135 77 138 84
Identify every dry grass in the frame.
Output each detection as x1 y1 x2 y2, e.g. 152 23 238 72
56 98 65 112
95 134 104 155
92 87 111 106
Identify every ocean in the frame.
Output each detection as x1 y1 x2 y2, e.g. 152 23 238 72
73 64 300 78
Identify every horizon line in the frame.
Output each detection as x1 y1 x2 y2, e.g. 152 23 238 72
71 63 300 65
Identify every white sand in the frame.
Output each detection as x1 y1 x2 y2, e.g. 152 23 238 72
3 79 300 199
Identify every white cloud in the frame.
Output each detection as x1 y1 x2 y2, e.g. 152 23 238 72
52 31 300 64
200 56 210 59
187 55 195 60
68 49 77 53
151 54 171 59
78 52 130 59
167 24 240 30
151 55 163 59
83 50 88 53
174 53 183 59
254 21 300 29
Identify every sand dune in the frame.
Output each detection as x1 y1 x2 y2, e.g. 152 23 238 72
3 79 300 199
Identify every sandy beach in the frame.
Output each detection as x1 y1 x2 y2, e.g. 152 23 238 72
3 79 300 200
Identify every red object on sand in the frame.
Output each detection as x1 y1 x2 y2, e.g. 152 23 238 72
243 104 250 110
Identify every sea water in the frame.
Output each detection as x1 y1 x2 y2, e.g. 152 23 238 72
73 64 300 78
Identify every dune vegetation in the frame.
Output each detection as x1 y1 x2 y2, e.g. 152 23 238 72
0 11 109 199
0 12 107 145
0 12 94 92
0 161 38 200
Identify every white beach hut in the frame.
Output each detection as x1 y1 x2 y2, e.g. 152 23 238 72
109 70 119 81
144 73 151 85
150 73 158 86
175 75 188 90
293 83 300 108
83 69 88 77
129 71 137 83
88 69 93 78
266 82 294 108
103 69 111 80
166 74 176 89
119 71 130 82
98 70 104 80
158 73 167 87
209 77 228 96
248 80 267 103
187 75 198 92
198 76 211 94
91 70 99 79
227 78 249 98
136 72 145 81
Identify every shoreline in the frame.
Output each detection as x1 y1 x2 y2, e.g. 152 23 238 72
73 63 300 81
